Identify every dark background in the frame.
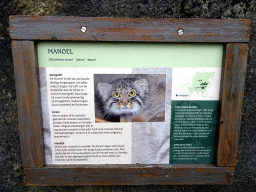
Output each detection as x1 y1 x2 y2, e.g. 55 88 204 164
0 0 255 191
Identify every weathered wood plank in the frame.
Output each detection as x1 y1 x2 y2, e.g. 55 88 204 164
9 16 251 42
217 44 248 167
12 41 45 167
24 165 234 185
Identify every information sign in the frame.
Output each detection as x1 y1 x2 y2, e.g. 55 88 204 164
38 42 223 165
9 16 251 185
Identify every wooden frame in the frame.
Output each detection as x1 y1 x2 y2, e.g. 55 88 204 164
9 15 251 185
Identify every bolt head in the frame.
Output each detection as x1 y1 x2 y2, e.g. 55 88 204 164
81 26 87 32
178 29 184 36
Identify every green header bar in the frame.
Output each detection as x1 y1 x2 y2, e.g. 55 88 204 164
37 42 223 68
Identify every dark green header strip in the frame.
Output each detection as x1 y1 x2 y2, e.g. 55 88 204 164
170 100 219 164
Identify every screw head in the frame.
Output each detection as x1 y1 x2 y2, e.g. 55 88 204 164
178 29 184 36
81 26 87 32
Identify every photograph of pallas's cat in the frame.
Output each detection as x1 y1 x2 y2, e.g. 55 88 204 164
94 74 166 122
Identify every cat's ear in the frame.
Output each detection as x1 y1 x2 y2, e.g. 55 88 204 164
98 82 112 101
134 78 148 97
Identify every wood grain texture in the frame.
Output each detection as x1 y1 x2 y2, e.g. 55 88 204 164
9 15 251 42
217 44 248 167
24 165 234 186
12 41 45 167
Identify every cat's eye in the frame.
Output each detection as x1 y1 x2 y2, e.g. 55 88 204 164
129 91 136 97
113 92 120 97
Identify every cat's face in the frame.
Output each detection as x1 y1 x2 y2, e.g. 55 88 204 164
98 78 148 116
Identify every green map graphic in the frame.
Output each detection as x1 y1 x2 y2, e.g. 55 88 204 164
188 72 216 97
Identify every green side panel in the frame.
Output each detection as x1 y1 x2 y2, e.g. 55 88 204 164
170 100 219 164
